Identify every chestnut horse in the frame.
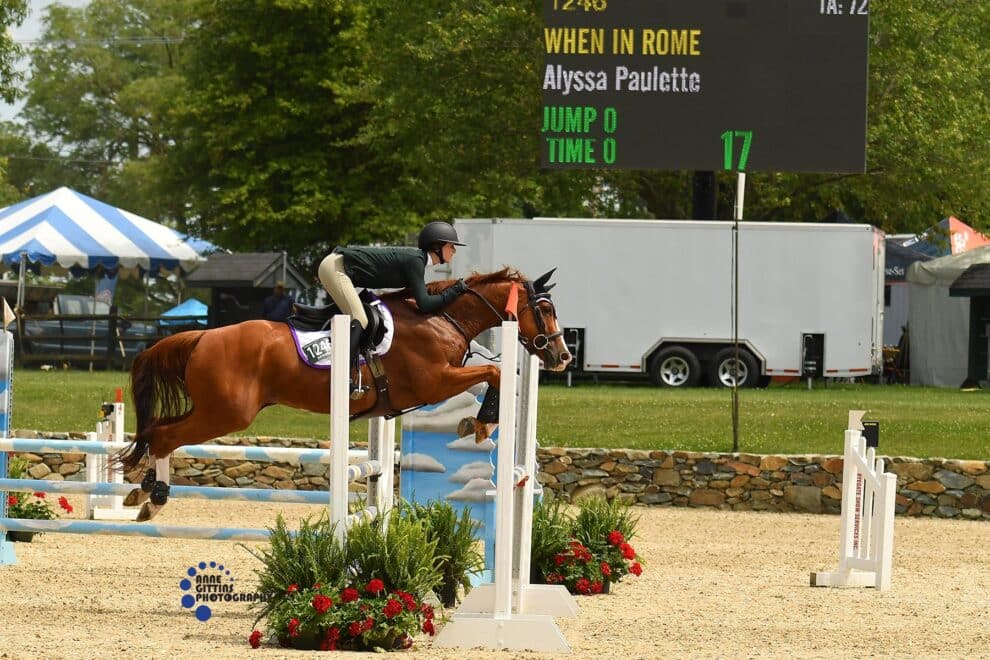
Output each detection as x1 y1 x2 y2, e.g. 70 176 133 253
119 268 570 518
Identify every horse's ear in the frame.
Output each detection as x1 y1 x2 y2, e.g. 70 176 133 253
534 268 557 293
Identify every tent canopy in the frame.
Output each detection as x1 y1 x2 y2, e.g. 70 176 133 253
0 187 212 276
900 216 990 258
160 298 208 326
885 239 932 282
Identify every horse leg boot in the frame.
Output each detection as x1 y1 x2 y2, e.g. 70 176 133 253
122 457 158 507
457 385 500 443
137 455 170 522
348 319 369 399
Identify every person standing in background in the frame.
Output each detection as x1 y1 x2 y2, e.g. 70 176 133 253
262 281 294 322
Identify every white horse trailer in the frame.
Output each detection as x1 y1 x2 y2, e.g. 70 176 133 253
451 218 885 387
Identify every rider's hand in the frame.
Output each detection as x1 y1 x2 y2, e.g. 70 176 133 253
451 278 468 295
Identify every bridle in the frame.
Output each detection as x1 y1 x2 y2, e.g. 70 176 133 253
442 279 563 355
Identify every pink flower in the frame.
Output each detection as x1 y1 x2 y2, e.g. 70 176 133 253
366 578 385 595
248 630 263 649
607 530 625 546
340 587 360 603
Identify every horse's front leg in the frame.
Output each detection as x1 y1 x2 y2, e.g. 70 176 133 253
426 364 503 444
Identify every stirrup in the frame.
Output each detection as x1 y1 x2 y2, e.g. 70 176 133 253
349 361 369 399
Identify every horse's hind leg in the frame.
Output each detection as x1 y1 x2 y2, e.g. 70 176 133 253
126 403 258 521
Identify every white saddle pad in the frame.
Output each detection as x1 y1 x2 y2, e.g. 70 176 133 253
289 302 395 369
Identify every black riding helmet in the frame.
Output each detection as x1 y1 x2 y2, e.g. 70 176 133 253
418 221 467 252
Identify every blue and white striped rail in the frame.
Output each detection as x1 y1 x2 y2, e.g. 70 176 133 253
0 438 346 466
0 478 372 505
0 507 378 542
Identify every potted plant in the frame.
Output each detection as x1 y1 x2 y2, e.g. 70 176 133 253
531 495 644 595
245 511 443 652
4 456 73 542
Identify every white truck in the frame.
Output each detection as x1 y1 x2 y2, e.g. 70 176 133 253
451 218 885 387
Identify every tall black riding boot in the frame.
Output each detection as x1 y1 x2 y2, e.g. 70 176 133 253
348 319 368 398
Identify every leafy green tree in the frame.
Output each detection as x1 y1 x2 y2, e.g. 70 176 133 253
0 0 27 104
20 0 196 227
169 0 383 270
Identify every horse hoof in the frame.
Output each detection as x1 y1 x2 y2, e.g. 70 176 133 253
123 488 149 507
136 502 162 522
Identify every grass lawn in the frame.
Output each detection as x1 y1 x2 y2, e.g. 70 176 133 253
8 370 990 460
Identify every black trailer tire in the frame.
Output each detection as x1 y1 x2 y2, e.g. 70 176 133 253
710 347 760 388
648 346 702 388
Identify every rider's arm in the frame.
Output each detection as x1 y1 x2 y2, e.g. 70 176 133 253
405 261 464 313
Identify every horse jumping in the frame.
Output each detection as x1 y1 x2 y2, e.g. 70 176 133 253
120 268 570 519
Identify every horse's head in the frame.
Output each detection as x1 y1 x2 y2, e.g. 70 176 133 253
514 268 572 372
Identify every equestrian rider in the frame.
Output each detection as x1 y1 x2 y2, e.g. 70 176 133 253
318 221 468 395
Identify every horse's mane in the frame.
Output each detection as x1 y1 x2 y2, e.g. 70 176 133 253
424 267 525 295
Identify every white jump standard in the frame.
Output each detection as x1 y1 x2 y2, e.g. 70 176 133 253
811 411 897 591
433 320 579 652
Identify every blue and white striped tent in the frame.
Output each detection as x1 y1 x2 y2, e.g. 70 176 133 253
0 187 209 276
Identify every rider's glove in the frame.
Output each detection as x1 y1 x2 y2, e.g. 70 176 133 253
451 279 468 295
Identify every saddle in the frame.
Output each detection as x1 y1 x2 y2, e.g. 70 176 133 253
288 290 387 352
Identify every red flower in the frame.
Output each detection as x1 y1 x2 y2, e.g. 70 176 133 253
545 573 562 584
591 581 603 594
397 591 417 611
366 578 385 595
248 630 263 649
348 621 364 637
607 530 625 546
286 584 299 593
600 562 612 577
621 543 636 560
33 492 45 499
553 553 567 566
321 627 340 651
313 582 321 589
311 594 333 614
363 617 375 632
287 618 300 638
423 619 436 636
6 495 15 506
575 578 591 595
340 587 360 603
382 598 403 619
420 603 434 620
630 562 643 576
58 496 73 513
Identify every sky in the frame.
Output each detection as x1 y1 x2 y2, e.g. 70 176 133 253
2 0 90 121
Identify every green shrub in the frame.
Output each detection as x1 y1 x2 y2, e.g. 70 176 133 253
344 510 443 599
400 500 485 607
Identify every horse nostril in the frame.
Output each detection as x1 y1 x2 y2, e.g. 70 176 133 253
561 352 572 363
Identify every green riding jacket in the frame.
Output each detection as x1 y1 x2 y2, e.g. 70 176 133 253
334 246 460 313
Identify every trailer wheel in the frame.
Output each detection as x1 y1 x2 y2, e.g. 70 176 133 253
710 347 759 388
648 346 702 387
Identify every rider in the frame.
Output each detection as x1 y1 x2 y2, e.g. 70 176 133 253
318 221 468 395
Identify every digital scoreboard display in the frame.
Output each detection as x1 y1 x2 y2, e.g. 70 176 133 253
541 0 869 172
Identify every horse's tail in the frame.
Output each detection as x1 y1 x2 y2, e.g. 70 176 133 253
118 331 207 471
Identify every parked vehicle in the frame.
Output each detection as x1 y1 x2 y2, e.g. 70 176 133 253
18 294 157 366
451 218 885 387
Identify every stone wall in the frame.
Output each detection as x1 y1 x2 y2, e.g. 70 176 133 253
536 448 990 520
8 431 990 520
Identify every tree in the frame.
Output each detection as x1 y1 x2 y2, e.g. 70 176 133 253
169 0 383 270
20 0 196 226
